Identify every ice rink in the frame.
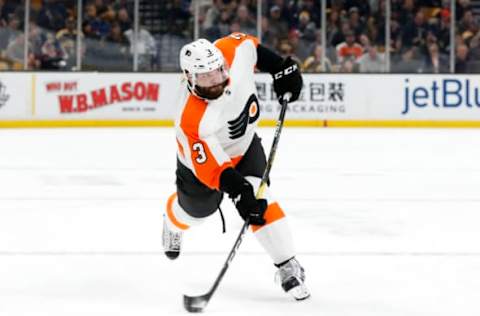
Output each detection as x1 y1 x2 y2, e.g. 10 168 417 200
1 127 480 316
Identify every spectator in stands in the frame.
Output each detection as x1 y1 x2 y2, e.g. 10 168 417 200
392 47 421 73
455 43 470 73
0 14 20 51
424 30 439 51
98 5 116 25
395 0 416 26
36 0 68 32
124 25 156 71
371 0 386 45
4 31 25 66
273 0 298 28
277 38 299 61
117 8 132 33
207 8 232 41
107 21 129 49
421 42 448 73
153 1 192 71
468 31 480 61
27 20 45 69
261 15 277 49
389 17 403 53
229 20 241 33
0 0 17 27
339 58 356 73
366 16 382 46
359 33 371 48
457 9 478 37
344 0 371 17
56 16 81 70
234 4 256 35
88 20 130 71
96 5 115 38
435 8 451 55
268 5 289 42
82 20 95 39
93 0 106 11
402 10 428 48
336 29 363 63
288 28 314 62
39 33 67 70
107 21 129 47
163 0 191 38
302 44 332 73
348 7 366 36
202 0 220 32
331 21 351 47
298 0 320 27
456 0 471 22
326 8 341 46
84 3 110 39
358 45 385 72
297 10 316 39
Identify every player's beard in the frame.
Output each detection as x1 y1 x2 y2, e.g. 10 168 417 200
194 79 229 100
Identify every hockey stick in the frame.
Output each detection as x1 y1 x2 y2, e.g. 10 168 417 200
183 92 292 313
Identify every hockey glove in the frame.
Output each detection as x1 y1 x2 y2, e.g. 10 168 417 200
219 168 267 226
273 56 303 103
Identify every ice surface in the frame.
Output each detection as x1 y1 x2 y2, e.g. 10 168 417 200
1 128 480 316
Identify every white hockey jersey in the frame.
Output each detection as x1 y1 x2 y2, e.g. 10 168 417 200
175 33 261 189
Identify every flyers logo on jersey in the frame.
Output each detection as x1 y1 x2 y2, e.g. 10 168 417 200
228 94 260 139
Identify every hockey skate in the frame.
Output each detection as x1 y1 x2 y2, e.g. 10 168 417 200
162 215 183 260
275 257 310 300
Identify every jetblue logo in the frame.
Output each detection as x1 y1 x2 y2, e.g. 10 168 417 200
402 79 480 114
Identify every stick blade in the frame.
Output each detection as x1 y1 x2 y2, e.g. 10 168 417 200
183 293 211 313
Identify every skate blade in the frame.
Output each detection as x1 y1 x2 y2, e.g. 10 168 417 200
288 284 311 301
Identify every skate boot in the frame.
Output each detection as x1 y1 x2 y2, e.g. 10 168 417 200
162 214 183 260
275 257 310 300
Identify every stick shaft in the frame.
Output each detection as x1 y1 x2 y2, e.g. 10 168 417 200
198 94 291 302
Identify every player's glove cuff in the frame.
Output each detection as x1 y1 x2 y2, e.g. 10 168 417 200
219 167 248 198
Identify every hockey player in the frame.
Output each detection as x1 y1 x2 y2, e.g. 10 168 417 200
162 32 310 300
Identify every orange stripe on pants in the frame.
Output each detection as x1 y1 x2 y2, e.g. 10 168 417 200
166 193 190 230
251 202 285 233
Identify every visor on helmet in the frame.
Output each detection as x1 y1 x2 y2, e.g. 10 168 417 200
194 66 228 88
187 64 229 100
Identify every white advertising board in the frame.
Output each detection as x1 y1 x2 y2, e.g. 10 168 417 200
0 73 31 119
255 74 480 121
2 72 480 127
34 73 182 119
254 73 354 120
384 75 480 120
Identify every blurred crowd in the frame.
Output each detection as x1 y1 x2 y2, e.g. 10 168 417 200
200 0 480 73
0 0 156 71
1 0 479 73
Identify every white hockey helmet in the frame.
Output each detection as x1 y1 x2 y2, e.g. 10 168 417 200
179 39 229 100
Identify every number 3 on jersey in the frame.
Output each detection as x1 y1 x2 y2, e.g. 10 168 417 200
192 142 207 164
